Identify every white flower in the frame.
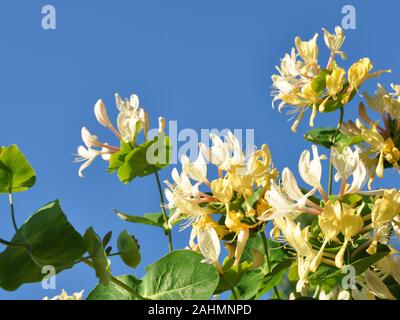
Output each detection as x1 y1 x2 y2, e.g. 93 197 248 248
181 153 208 184
331 146 360 182
43 289 84 300
81 127 102 148
94 99 112 128
298 145 323 189
115 93 142 143
322 26 346 56
200 131 245 171
74 146 99 178
196 225 221 265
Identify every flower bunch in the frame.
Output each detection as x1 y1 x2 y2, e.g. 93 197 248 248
165 131 278 270
75 93 166 177
341 84 400 184
258 143 400 296
271 26 388 133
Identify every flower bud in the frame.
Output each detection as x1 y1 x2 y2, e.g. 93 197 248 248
94 99 112 128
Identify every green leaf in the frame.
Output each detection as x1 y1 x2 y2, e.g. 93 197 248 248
350 245 390 275
256 260 291 298
87 275 141 300
117 231 141 269
117 134 171 184
235 269 264 299
0 200 85 291
84 227 111 285
108 141 134 173
140 250 219 300
0 145 36 193
115 210 165 228
304 127 363 150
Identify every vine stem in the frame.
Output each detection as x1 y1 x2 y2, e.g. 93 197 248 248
82 259 146 300
9 192 18 233
154 171 173 252
328 107 344 196
260 228 281 299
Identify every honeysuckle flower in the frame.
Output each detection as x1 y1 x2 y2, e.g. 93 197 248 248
331 146 360 182
210 178 233 204
274 216 314 292
295 33 319 65
341 103 400 185
74 145 100 177
181 153 208 184
310 201 341 272
94 99 112 128
189 216 226 273
335 203 364 268
322 26 346 58
225 210 250 266
81 127 102 148
348 58 373 91
168 131 276 266
326 65 346 97
199 134 230 169
367 189 400 254
360 269 396 300
298 145 327 199
76 92 165 177
43 289 84 300
376 254 400 285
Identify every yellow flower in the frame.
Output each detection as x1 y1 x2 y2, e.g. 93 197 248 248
335 203 364 268
300 83 319 127
225 210 250 266
210 178 233 204
348 58 373 90
326 65 346 97
322 26 346 57
295 33 319 64
310 201 341 272
367 189 400 254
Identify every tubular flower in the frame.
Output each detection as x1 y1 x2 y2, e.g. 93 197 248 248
341 103 400 186
75 93 162 176
271 26 387 132
322 26 346 58
309 201 341 272
367 189 400 254
335 203 364 268
353 270 396 300
274 216 314 292
166 130 277 266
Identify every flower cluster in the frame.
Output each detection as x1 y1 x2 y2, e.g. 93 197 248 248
341 84 400 184
271 26 388 133
165 131 278 270
259 144 400 297
75 94 165 177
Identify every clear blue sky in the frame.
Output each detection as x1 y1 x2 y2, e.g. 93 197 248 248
0 0 399 299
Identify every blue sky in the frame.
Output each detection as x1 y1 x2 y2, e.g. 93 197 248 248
0 0 399 299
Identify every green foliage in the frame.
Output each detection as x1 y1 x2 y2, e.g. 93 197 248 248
84 227 111 285
115 210 166 229
0 201 85 291
117 231 141 269
0 145 36 193
87 275 142 300
304 127 363 150
88 250 220 300
108 134 171 183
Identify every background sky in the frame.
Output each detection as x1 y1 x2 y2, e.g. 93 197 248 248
0 0 399 299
